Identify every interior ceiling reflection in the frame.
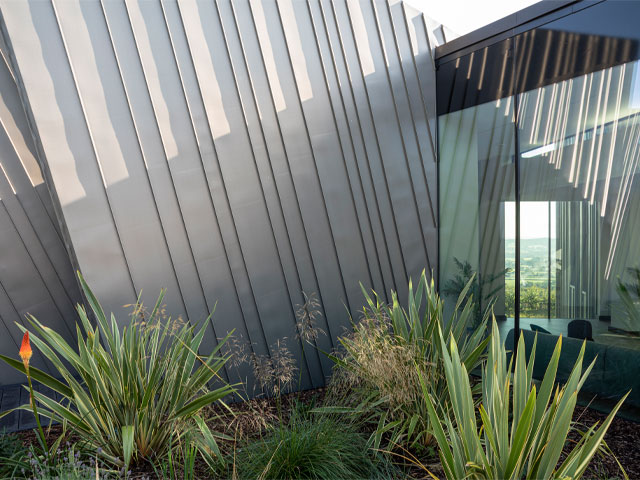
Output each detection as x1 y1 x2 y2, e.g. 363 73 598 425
518 59 640 281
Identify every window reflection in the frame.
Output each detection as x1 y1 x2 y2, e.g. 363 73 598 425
518 58 640 344
438 97 515 326
440 57 640 410
438 0 640 409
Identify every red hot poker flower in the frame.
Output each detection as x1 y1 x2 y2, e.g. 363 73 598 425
19 331 32 370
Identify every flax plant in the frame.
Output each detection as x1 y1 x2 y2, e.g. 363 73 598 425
0 272 234 469
422 317 628 480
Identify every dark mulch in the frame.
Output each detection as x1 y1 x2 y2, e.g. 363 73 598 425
18 424 75 451
205 387 327 443
569 405 640 480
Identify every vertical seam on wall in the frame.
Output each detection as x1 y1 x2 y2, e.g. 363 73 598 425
149 0 262 364
382 0 436 231
0 169 74 336
50 0 138 300
338 0 409 285
273 0 353 315
403 6 438 136
430 13 440 288
172 0 270 359
418 14 436 73
97 1 191 325
368 0 432 274
224 0 331 379
104 0 220 350
241 0 338 349
405 8 440 281
399 3 438 220
318 0 396 301
116 2 223 334
211 0 315 385
102 2 238 385
305 0 380 297
154 1 247 381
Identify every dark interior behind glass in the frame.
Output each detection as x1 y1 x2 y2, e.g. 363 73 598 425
437 0 640 410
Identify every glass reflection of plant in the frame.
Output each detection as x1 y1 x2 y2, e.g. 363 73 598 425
616 266 640 336
442 258 509 327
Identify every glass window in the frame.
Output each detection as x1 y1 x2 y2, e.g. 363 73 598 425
517 59 640 343
438 96 515 335
505 201 556 320
438 0 640 409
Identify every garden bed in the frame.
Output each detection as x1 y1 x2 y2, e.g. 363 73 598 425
570 405 640 479
3 272 638 479
11 389 637 480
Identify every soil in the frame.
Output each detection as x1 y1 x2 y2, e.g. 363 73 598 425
12 390 640 479
569 405 640 480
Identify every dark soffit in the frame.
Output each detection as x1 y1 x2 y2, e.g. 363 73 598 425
434 0 602 64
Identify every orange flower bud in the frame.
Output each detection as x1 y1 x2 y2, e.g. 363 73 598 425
19 331 32 370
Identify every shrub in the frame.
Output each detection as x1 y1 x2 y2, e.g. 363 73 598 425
324 270 489 454
9 442 120 480
421 317 627 480
442 257 508 327
505 283 556 318
0 429 23 478
236 402 390 480
0 272 234 468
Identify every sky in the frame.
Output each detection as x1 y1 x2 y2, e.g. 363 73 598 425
505 202 557 240
405 0 540 37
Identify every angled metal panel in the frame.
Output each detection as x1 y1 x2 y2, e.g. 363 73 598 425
230 0 338 379
51 0 187 317
307 0 390 300
0 0 438 391
1 0 136 319
99 1 211 329
0 16 81 385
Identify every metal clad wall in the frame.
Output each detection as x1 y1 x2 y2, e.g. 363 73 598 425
0 40 82 385
0 0 438 388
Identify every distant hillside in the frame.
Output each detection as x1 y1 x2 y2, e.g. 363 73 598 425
505 238 555 287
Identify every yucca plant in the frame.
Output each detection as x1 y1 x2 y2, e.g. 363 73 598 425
323 271 489 453
421 317 628 480
0 272 234 468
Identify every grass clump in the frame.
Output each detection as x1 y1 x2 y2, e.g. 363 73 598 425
236 402 391 480
0 429 23 478
324 270 489 454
